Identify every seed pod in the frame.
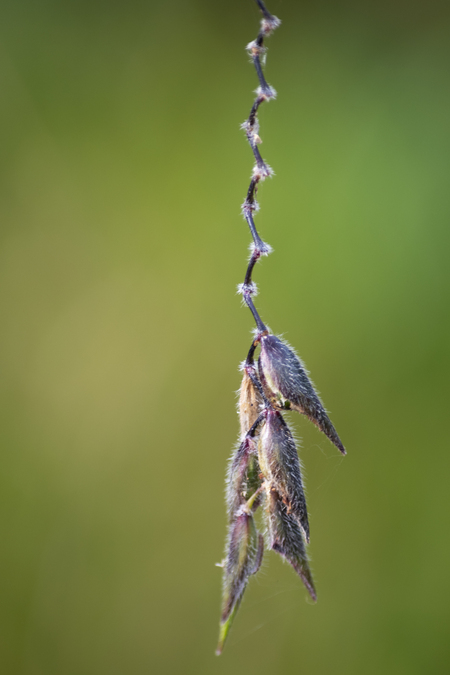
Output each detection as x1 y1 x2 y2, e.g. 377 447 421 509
226 437 263 522
258 334 346 455
239 368 264 439
258 409 310 542
217 511 264 655
266 486 316 601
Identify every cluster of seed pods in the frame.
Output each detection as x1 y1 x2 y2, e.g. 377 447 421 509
216 1 346 655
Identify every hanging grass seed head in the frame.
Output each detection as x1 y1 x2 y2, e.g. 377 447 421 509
216 0 346 654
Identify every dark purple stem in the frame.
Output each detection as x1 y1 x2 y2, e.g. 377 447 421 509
255 0 273 20
244 293 267 333
253 55 269 91
240 0 279 327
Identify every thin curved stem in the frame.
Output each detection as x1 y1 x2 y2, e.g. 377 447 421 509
240 0 280 325
244 293 267 333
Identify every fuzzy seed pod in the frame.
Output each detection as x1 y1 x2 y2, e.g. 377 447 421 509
226 436 262 522
239 368 264 438
265 486 316 601
258 409 310 542
217 0 348 653
217 511 264 655
258 334 346 455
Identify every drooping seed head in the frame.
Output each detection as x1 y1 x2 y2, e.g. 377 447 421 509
265 486 316 601
226 436 262 522
217 511 264 655
258 409 309 542
258 334 346 455
238 368 264 438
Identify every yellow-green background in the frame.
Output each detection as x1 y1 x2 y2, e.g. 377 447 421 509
1 0 449 673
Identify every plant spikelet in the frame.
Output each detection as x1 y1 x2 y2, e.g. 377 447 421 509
217 511 264 654
238 369 264 438
258 409 310 542
265 486 316 601
226 436 262 521
258 334 346 455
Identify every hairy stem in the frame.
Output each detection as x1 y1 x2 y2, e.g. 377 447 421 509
239 0 280 318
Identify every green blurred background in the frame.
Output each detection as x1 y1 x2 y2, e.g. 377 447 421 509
1 0 449 672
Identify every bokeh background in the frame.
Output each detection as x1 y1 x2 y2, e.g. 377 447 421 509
1 0 450 673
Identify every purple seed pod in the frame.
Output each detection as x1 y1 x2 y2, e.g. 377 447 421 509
217 510 264 655
239 368 264 439
265 486 316 601
226 436 263 522
258 409 310 542
258 334 346 455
